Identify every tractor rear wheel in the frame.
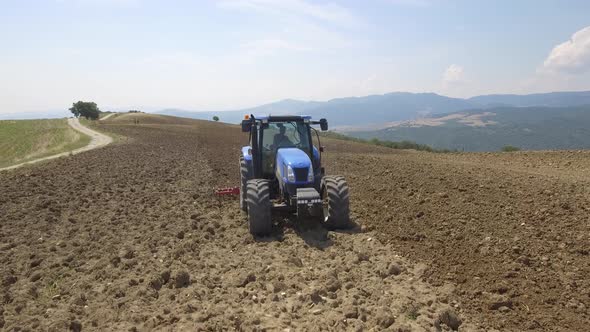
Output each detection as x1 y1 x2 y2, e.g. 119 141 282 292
239 157 250 212
246 179 272 236
321 175 351 229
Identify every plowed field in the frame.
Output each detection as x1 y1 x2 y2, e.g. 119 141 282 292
1 113 589 331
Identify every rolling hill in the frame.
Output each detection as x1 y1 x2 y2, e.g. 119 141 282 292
0 118 91 168
156 99 324 123
348 105 590 151
468 91 590 108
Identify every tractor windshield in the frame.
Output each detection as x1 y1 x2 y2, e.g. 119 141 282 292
260 121 311 175
263 122 310 151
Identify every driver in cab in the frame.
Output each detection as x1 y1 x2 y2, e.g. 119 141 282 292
273 124 293 148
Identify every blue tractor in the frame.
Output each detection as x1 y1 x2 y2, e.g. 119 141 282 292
240 114 351 236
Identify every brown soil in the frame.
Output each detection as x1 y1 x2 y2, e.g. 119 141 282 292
1 114 589 331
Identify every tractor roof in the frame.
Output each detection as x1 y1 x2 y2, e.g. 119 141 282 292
250 114 312 122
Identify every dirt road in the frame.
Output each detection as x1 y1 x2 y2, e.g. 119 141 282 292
0 118 112 172
99 113 116 121
1 114 588 331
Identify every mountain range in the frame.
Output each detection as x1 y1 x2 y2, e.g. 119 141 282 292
156 90 590 128
0 110 71 120
154 90 590 151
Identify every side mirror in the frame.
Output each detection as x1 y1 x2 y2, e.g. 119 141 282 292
319 118 328 131
241 120 252 132
319 146 325 152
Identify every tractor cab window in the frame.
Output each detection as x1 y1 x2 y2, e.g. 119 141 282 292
260 121 310 175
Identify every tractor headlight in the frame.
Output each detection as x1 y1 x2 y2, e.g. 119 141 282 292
287 165 295 182
307 164 314 182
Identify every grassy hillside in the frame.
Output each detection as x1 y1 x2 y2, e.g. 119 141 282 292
350 105 590 152
0 119 90 168
320 131 452 152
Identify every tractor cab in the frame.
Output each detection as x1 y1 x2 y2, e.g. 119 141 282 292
260 121 312 178
239 114 349 236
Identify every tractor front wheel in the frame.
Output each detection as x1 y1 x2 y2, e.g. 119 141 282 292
321 175 351 229
246 179 272 236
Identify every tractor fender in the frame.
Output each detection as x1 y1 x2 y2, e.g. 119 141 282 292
312 146 320 166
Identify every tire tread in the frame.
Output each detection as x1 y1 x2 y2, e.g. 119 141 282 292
246 179 272 235
322 175 350 229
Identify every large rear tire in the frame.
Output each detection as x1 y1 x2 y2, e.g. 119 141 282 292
239 157 250 212
321 175 351 229
246 179 272 236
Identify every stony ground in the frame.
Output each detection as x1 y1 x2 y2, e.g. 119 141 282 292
1 113 589 331
325 150 590 331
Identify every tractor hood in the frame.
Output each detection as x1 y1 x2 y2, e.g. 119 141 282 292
276 148 311 169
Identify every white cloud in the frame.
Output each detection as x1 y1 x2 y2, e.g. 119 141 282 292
217 0 361 27
442 64 465 85
359 74 378 93
216 0 360 61
542 26 590 74
439 64 472 97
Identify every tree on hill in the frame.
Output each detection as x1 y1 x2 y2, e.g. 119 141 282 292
69 101 100 120
213 116 220 122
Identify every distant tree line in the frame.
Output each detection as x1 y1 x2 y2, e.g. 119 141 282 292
320 131 456 153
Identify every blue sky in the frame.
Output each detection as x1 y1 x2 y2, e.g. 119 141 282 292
1 0 589 114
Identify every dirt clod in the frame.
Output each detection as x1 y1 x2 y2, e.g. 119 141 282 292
384 262 404 277
376 309 395 328
487 293 514 311
343 305 359 319
238 273 256 287
69 320 82 332
286 257 304 267
149 277 163 291
174 271 190 288
435 309 462 331
121 249 134 259
160 270 171 284
3 274 17 286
